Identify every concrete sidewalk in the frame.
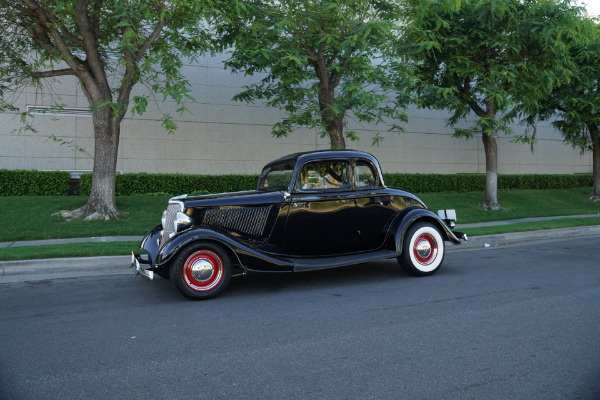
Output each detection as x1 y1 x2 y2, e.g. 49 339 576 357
1 224 599 284
458 213 600 228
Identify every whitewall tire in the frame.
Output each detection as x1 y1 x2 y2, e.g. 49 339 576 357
398 222 445 276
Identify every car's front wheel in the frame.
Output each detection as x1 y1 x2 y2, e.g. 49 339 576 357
398 222 445 276
170 242 232 299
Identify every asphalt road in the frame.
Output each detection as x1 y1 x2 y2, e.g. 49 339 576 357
1 236 599 400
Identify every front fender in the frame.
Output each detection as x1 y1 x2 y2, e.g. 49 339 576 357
156 227 294 272
389 208 460 256
137 224 162 268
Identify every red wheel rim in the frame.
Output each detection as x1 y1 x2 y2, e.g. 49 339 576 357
413 233 438 266
183 250 223 292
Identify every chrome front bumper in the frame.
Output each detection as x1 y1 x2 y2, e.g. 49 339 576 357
131 253 154 280
130 224 164 280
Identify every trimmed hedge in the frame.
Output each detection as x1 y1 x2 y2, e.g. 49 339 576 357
0 169 70 196
80 172 593 196
79 173 261 196
1 170 593 196
384 173 594 194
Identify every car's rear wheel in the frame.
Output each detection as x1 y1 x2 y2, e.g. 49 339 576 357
170 242 232 299
398 222 445 276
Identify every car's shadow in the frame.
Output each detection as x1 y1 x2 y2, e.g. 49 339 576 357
142 258 463 302
230 260 402 293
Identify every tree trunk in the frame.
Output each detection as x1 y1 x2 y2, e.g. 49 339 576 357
311 51 345 150
589 123 600 202
481 131 501 210
85 110 121 219
327 119 346 149
477 99 502 210
60 108 121 220
319 87 346 149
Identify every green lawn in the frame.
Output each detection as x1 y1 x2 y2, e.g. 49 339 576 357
0 188 598 261
419 187 600 224
0 194 171 241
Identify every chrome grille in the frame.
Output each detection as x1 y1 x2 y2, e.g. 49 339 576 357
160 202 183 247
203 206 271 238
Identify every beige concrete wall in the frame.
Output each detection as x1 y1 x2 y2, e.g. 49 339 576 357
0 54 592 176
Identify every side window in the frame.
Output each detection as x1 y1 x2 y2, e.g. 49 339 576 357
258 162 295 190
295 161 351 191
355 161 377 188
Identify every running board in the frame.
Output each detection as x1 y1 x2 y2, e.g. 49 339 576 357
292 250 398 273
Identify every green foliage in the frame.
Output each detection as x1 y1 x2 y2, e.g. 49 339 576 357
0 0 213 119
0 195 171 241
74 171 593 196
401 0 584 135
384 173 485 193
79 173 260 196
399 0 586 207
0 170 70 196
216 0 408 148
1 189 598 257
420 187 600 223
3 169 591 197
0 0 223 216
532 19 600 156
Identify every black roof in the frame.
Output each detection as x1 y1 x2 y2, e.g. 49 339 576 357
263 149 379 169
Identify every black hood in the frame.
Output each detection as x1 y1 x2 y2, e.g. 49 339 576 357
174 189 285 208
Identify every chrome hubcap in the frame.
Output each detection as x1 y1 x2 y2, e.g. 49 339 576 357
183 250 224 292
190 259 214 282
413 232 438 267
416 239 432 259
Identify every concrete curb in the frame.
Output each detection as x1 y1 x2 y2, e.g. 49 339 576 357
1 226 599 284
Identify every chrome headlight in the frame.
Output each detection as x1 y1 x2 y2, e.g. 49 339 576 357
173 211 192 233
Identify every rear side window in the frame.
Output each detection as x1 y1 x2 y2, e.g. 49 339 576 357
295 160 351 191
258 162 295 190
355 160 377 188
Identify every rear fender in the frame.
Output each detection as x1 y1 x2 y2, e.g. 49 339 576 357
390 208 460 256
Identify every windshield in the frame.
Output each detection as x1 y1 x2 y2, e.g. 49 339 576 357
257 161 295 190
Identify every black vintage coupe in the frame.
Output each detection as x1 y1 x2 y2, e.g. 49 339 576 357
132 150 467 299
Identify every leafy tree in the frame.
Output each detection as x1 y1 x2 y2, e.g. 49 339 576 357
533 18 600 201
401 0 582 209
0 0 213 220
217 0 409 149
